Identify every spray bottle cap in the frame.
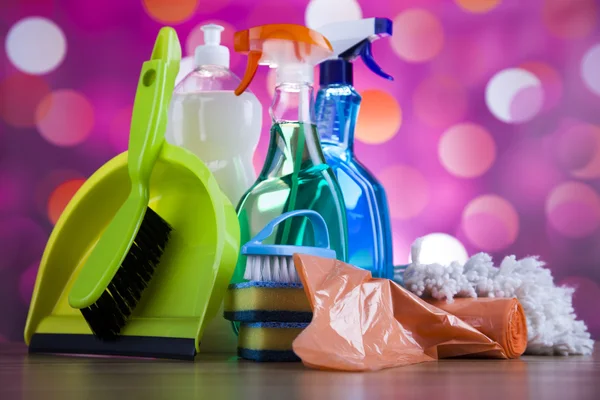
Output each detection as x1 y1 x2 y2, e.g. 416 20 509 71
233 24 333 95
316 18 393 85
194 24 230 68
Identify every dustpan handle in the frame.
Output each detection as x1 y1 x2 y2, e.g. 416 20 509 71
250 210 331 249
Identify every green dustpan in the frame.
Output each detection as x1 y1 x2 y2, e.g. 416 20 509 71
23 27 240 360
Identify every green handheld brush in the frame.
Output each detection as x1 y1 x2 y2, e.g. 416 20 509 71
68 27 181 339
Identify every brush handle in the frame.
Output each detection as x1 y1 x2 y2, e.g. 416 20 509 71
128 28 181 187
250 210 331 249
68 27 181 309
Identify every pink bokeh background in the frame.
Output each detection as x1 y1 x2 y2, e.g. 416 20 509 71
1 0 599 341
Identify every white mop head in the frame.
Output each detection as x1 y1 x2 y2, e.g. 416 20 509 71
401 237 595 356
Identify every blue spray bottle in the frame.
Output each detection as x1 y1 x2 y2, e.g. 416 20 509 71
315 18 395 279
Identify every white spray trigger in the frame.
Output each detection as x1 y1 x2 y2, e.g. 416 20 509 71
194 24 230 68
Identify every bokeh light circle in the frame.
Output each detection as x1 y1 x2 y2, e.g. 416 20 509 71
543 0 598 39
456 0 501 13
413 75 468 127
439 123 497 178
546 181 600 238
305 0 363 30
581 44 600 97
0 73 50 128
379 165 430 220
391 9 444 63
485 68 544 124
571 137 600 179
47 178 86 224
462 195 519 251
410 233 469 265
5 17 66 75
19 262 39 305
35 90 95 147
560 276 600 338
521 61 563 111
355 90 402 145
142 0 198 24
35 169 85 217
555 123 600 178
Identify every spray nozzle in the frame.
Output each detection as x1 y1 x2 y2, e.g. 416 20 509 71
233 24 333 95
317 17 394 84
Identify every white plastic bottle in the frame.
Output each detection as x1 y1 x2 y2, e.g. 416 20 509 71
165 24 262 354
166 24 262 205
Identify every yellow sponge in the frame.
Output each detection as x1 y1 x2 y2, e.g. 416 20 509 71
238 322 308 362
224 282 312 323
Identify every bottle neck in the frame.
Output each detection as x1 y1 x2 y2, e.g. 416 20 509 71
270 82 314 124
260 82 328 179
315 83 361 152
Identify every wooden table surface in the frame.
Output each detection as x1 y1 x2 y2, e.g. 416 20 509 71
0 342 598 399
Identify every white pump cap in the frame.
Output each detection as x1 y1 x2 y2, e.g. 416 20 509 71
194 24 230 68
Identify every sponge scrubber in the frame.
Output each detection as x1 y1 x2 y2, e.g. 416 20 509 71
224 282 312 323
238 322 308 362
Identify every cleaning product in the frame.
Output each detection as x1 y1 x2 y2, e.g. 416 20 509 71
225 209 337 360
166 24 262 205
238 322 308 362
224 209 333 325
24 28 240 360
165 23 261 354
224 281 311 323
292 253 527 371
314 18 394 279
427 298 528 359
404 237 595 356
242 210 336 283
231 24 349 290
67 27 181 339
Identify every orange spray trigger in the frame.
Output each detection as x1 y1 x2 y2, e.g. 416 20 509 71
235 51 261 96
233 24 333 95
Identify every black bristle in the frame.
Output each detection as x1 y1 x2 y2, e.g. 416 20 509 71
80 207 172 340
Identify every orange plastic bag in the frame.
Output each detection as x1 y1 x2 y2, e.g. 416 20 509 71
292 254 528 372
427 298 527 359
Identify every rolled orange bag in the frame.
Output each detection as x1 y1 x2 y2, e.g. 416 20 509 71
292 254 528 372
427 298 527 359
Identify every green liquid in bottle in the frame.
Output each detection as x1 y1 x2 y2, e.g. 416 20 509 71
232 121 348 284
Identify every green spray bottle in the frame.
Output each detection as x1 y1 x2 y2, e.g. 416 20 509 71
230 24 348 289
